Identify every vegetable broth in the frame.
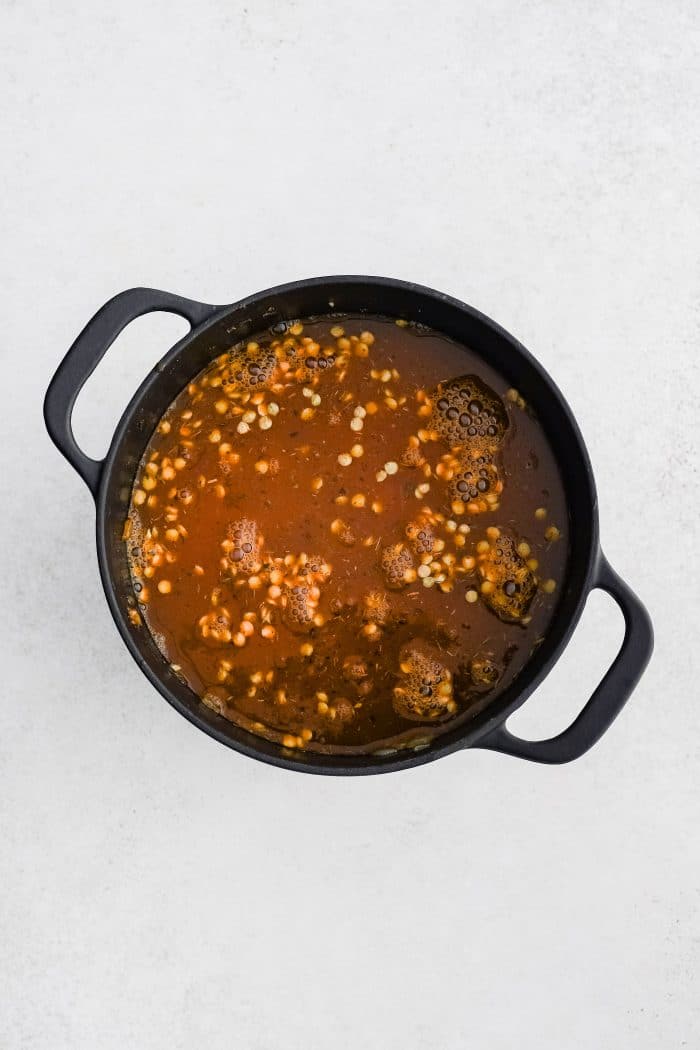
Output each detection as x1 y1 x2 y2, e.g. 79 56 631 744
125 317 568 754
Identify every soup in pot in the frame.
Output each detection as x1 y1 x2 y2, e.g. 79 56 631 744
124 317 568 755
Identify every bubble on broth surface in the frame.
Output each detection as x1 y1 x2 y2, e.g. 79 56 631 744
380 543 415 590
400 442 426 468
476 531 536 623
469 651 503 688
405 517 436 555
361 589 391 625
296 348 338 384
222 344 279 391
298 553 332 584
343 654 370 682
392 645 454 721
224 518 263 575
333 697 355 723
448 451 503 513
430 375 508 452
282 583 317 633
198 607 234 645
223 344 281 394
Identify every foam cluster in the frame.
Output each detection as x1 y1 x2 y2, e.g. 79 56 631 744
128 524 163 575
400 443 426 469
380 543 415 590
333 697 356 723
447 452 503 513
224 518 263 575
392 646 454 720
198 608 233 645
405 518 435 556
430 375 508 453
297 553 332 585
222 344 279 392
361 589 391 625
282 583 317 633
295 347 338 384
469 651 503 688
343 654 369 682
477 532 536 623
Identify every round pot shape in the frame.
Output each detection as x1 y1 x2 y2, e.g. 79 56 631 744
44 277 653 775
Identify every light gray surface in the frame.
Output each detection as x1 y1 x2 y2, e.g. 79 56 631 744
1 2 698 1047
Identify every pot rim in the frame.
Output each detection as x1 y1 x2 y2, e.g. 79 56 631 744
94 275 599 775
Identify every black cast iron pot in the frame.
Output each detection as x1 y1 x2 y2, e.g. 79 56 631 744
44 277 653 775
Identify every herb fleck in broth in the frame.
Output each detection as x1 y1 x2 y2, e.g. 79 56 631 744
125 317 568 755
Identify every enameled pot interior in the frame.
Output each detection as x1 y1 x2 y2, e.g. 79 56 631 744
98 279 597 773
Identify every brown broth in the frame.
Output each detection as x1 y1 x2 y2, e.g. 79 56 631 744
125 317 568 755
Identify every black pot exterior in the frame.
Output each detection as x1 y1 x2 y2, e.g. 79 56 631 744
44 277 653 774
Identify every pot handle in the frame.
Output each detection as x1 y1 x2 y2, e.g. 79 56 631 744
44 287 219 497
474 552 653 764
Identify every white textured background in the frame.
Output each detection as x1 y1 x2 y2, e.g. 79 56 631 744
1 1 699 1047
